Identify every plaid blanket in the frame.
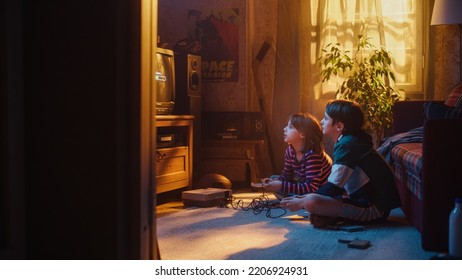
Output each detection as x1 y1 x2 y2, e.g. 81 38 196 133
391 143 423 200
377 126 423 163
377 127 424 200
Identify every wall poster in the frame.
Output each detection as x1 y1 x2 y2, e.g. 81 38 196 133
188 8 240 82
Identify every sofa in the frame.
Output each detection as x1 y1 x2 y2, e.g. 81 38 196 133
381 83 462 252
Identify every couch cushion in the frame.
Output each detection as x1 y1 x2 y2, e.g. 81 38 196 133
423 101 462 119
391 143 423 200
444 82 462 107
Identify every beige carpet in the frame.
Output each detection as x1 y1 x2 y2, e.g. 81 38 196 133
156 191 438 260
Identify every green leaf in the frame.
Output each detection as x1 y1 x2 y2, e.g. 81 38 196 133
318 34 405 146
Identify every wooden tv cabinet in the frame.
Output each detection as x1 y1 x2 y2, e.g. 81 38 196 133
155 115 194 194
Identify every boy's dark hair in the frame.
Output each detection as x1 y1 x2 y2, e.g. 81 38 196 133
289 112 324 153
325 100 365 132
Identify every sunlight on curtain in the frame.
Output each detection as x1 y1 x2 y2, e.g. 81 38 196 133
306 0 423 99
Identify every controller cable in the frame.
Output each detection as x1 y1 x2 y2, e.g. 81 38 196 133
219 189 287 218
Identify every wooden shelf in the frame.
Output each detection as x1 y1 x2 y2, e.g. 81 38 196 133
155 115 194 193
200 139 265 184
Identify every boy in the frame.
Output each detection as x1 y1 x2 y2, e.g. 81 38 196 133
280 100 401 227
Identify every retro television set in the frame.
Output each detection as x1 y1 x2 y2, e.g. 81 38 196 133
155 47 175 114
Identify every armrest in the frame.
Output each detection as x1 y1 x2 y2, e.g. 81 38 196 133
392 101 427 134
421 118 462 250
422 118 462 198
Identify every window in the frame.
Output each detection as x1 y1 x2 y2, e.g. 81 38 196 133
313 0 423 95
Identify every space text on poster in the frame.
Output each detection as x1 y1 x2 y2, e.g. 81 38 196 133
189 9 239 82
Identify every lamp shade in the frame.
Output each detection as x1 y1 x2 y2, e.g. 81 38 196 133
431 0 462 25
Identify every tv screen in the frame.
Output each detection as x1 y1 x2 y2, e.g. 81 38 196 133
155 47 175 114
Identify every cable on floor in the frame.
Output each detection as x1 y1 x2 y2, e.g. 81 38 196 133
219 190 287 218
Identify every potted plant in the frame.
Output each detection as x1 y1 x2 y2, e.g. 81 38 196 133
319 35 405 147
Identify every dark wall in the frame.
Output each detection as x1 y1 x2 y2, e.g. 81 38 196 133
19 0 141 259
1 0 26 259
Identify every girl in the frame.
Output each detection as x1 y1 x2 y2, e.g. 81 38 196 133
262 113 332 199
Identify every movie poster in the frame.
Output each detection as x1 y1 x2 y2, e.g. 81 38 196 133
188 8 239 82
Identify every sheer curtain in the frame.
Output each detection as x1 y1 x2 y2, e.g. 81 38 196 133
299 0 426 119
269 0 427 171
